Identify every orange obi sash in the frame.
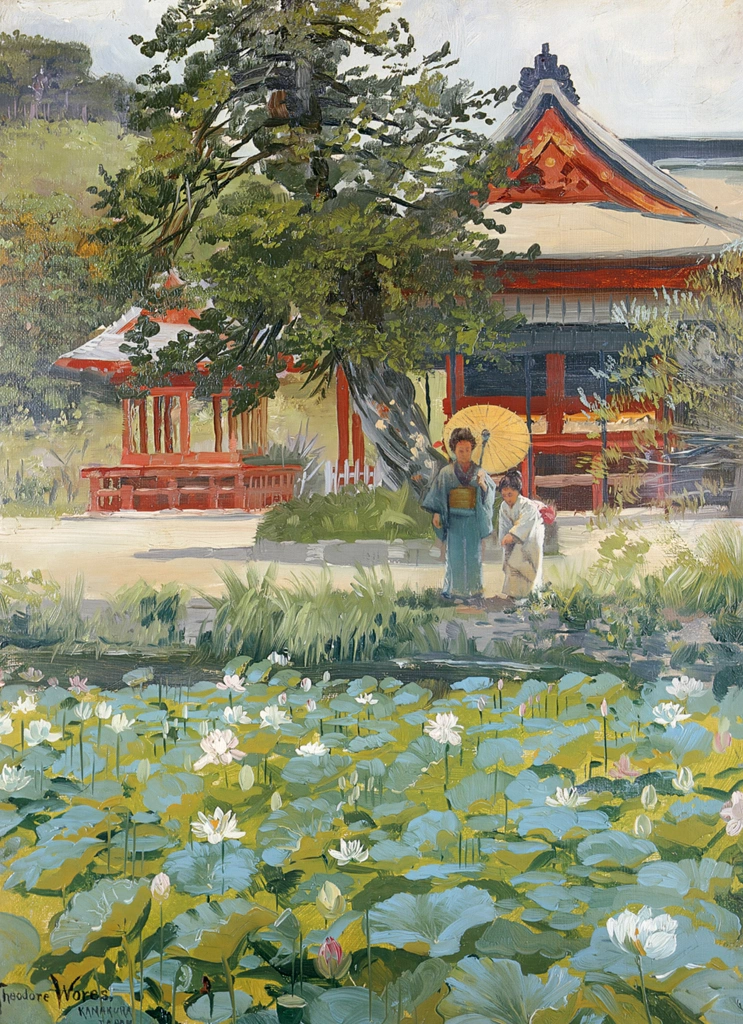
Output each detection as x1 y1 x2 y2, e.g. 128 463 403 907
448 486 477 510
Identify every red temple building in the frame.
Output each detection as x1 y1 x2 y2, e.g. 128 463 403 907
444 44 743 509
55 301 302 512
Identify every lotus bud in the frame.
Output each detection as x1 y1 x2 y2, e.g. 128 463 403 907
238 765 255 792
714 730 732 753
518 702 527 718
672 766 694 794
634 814 653 838
547 683 553 694
322 671 331 683
182 704 189 720
198 720 210 738
136 758 151 784
338 776 348 792
366 777 374 792
349 770 358 786
315 937 351 980
150 871 171 901
306 698 317 712
162 720 169 740
497 679 504 691
600 698 608 718
316 881 346 920
348 784 361 805
476 696 487 713
183 754 192 772
270 791 283 811
641 784 657 810
300 678 312 692
720 716 731 735
278 691 288 706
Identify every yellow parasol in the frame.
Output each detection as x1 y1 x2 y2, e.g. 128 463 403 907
445 404 531 474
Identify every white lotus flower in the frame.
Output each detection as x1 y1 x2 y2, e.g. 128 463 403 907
672 767 694 794
300 678 312 692
634 814 653 838
0 764 31 792
11 694 37 715
665 675 706 700
606 907 678 960
296 740 329 757
329 838 369 866
193 728 246 771
545 786 591 808
26 718 62 746
652 702 692 728
0 714 13 737
720 791 743 836
260 705 290 731
73 702 93 721
108 713 135 734
95 701 113 720
190 806 245 844
222 705 252 726
217 673 245 694
268 651 290 666
641 785 658 811
150 872 171 900
355 692 378 706
424 712 463 746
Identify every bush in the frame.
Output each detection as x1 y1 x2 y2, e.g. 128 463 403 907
256 482 433 543
199 564 445 664
665 525 743 614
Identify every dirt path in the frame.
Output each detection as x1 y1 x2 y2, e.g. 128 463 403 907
0 507 734 600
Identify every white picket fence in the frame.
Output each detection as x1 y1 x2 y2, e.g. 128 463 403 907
324 460 379 493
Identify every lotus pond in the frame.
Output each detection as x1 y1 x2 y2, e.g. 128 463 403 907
1 656 743 1024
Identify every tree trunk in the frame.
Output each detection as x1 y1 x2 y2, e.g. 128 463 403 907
342 358 446 496
728 463 743 517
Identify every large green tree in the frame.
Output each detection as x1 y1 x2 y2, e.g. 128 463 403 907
97 0 534 488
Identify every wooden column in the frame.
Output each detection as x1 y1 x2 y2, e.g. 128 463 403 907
351 412 365 469
121 399 132 458
520 455 531 497
153 397 163 453
227 399 238 452
164 396 174 454
241 410 250 451
545 353 566 435
336 366 350 466
212 397 223 452
179 390 191 455
455 354 465 407
137 399 149 454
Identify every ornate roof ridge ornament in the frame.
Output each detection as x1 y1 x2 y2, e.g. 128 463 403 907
514 43 579 109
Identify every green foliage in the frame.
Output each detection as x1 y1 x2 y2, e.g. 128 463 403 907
0 191 120 422
201 564 444 664
0 32 132 123
665 524 743 614
256 483 432 543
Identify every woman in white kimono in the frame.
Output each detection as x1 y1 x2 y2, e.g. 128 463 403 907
498 467 545 600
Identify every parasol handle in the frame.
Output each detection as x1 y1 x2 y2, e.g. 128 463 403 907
479 428 491 469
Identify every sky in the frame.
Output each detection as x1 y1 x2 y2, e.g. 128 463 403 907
1 0 742 137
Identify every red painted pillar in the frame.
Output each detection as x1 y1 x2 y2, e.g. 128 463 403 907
444 354 453 418
545 353 566 435
454 354 465 407
520 455 530 497
336 365 350 466
121 399 132 458
351 412 365 469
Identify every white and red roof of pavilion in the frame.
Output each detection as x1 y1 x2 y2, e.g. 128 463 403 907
55 303 302 381
482 45 743 259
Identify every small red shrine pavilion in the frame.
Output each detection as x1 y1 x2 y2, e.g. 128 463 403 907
55 301 301 513
445 44 743 509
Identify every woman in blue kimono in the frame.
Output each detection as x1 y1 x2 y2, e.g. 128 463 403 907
421 427 496 602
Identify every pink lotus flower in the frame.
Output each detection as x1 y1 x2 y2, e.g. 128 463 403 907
217 674 245 694
315 937 351 980
720 791 743 836
714 730 733 753
193 728 246 771
69 675 90 694
608 754 642 780
47 677 59 688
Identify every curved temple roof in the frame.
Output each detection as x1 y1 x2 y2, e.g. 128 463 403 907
488 46 743 237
